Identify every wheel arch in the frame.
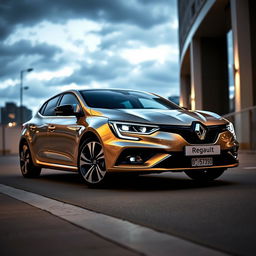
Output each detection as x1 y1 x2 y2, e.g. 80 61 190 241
78 130 102 150
19 137 39 167
77 130 108 185
19 137 29 152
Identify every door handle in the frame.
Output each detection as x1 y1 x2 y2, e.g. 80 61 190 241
67 125 83 131
48 125 56 132
29 124 37 130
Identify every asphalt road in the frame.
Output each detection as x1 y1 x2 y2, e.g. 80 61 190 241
1 153 256 255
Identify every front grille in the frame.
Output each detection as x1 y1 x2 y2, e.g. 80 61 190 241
159 123 227 144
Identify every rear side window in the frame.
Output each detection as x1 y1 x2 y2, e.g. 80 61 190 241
43 96 60 116
38 102 47 115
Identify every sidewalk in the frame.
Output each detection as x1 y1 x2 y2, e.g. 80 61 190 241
237 150 256 166
0 193 139 256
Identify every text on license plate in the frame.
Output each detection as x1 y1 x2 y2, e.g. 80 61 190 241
191 157 213 167
185 145 220 156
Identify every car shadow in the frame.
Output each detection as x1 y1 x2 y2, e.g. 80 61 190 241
101 173 235 191
38 170 236 191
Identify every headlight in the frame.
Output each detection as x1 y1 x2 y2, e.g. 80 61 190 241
109 121 159 141
226 122 237 139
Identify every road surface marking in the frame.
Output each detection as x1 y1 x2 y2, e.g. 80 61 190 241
243 167 256 170
0 184 226 256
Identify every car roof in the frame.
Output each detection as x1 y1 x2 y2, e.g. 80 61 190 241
78 88 151 93
48 88 155 98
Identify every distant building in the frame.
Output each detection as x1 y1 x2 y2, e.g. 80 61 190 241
177 0 256 149
0 102 32 126
168 96 180 105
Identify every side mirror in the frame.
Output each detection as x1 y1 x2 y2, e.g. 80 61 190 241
55 104 84 117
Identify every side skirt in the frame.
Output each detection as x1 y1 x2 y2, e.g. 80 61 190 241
35 159 78 172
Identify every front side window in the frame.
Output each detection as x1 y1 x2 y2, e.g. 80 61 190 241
43 96 60 116
59 93 82 115
60 93 79 106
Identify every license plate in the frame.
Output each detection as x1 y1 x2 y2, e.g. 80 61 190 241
191 157 213 167
185 145 220 156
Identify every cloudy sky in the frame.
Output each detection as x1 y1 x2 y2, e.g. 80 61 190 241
0 0 179 113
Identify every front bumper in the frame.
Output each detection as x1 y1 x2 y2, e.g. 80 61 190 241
98 124 239 173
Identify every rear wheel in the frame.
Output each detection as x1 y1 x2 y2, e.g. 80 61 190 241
185 168 225 181
20 143 41 178
78 138 107 185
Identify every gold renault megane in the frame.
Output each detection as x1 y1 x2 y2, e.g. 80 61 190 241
19 89 239 185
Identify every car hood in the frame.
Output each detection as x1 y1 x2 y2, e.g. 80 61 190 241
90 108 227 126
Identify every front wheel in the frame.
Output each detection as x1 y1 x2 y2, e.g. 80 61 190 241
185 168 225 181
78 139 107 185
20 143 41 178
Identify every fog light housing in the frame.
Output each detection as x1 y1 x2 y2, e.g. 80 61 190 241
127 155 143 164
115 149 155 166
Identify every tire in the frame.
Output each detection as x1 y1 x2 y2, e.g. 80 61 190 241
78 138 107 185
185 168 225 182
20 143 41 178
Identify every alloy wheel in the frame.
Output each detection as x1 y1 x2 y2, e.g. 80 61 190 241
79 140 106 184
20 144 30 175
20 143 41 178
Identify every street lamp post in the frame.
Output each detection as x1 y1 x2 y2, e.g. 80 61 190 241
20 68 33 125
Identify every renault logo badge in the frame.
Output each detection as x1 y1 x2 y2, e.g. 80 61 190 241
194 123 206 140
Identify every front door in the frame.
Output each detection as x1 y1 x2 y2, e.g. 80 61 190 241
46 93 84 166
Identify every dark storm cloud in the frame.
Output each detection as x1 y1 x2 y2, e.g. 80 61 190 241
49 57 178 96
98 22 177 51
47 54 131 86
109 73 176 95
121 61 179 92
142 61 179 82
0 40 60 57
0 0 179 113
0 40 62 79
0 0 176 41
0 81 55 100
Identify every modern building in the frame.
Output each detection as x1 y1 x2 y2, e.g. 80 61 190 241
168 95 180 105
177 0 256 149
0 102 32 126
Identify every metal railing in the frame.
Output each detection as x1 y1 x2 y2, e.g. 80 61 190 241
223 106 256 150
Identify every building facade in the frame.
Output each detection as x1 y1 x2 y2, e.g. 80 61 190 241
178 0 256 149
0 102 32 126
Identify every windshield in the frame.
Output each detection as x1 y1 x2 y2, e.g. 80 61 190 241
80 90 180 110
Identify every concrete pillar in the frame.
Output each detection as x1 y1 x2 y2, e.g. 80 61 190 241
200 36 229 115
231 0 253 111
180 75 191 109
190 38 203 110
248 0 256 106
231 0 253 149
190 36 229 115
